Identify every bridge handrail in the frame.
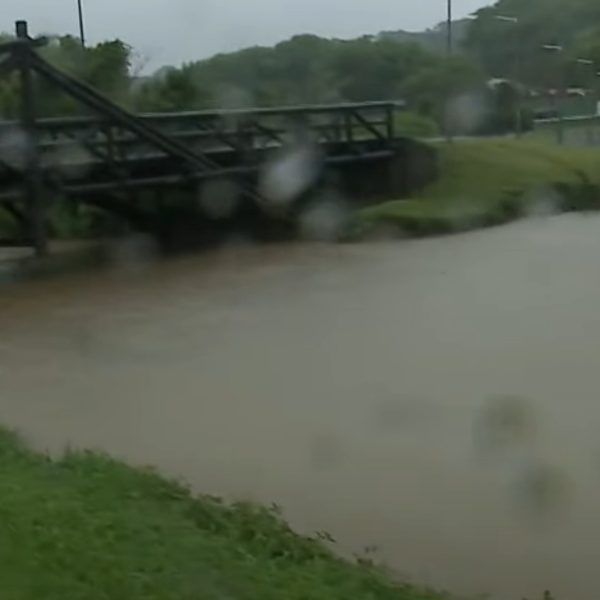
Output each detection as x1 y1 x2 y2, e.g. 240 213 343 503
0 101 405 130
534 114 600 125
141 100 405 120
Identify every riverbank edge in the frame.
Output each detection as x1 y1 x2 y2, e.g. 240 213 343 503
348 140 600 242
348 179 600 241
0 242 106 285
0 425 452 600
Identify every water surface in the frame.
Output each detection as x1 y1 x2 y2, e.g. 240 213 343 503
2 216 600 599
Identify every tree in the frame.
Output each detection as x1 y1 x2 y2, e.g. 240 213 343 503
133 66 211 112
465 0 600 89
0 35 134 118
36 36 133 115
333 37 434 102
402 56 485 126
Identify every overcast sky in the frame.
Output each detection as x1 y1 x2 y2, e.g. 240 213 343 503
2 0 494 70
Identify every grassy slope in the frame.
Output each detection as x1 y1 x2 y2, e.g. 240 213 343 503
0 428 447 600
358 139 600 234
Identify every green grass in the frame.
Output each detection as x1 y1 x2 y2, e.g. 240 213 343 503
0 427 449 600
356 139 600 237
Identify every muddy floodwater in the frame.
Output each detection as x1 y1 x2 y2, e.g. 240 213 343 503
2 215 600 599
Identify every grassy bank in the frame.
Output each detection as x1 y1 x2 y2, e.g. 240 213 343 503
356 139 600 237
0 427 447 600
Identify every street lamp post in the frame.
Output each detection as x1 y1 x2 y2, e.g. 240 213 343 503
443 0 453 143
77 0 86 47
493 15 522 137
542 44 564 143
575 58 596 144
447 0 452 55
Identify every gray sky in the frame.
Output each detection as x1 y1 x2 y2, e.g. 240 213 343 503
2 0 493 70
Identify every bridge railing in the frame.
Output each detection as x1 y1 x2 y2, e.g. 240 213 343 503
0 100 403 162
532 113 600 145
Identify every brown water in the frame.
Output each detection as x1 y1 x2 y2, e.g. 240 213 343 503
2 216 600 599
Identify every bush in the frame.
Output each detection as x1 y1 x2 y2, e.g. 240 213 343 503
394 111 440 138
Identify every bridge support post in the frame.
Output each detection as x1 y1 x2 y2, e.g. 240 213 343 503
386 104 395 141
16 20 48 257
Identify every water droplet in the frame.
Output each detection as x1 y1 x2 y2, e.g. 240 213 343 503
299 190 348 241
198 179 241 220
0 126 29 171
259 143 321 211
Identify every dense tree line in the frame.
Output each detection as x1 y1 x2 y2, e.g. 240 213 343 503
0 0 599 134
133 34 484 132
0 34 131 118
466 0 600 88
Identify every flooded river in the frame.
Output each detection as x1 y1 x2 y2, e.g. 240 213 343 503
2 215 600 599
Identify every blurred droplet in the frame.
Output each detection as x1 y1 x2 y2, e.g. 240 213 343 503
512 462 572 519
216 85 253 130
45 141 93 181
45 35 61 49
216 85 253 111
361 221 403 242
524 186 562 218
309 433 343 471
0 127 29 171
474 395 536 457
374 395 437 433
198 179 240 220
105 234 159 273
259 143 321 211
299 190 348 241
446 92 488 135
0 259 20 285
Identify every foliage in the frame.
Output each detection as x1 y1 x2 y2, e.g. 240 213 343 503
465 0 600 89
0 0 598 124
395 112 440 138
0 426 448 600
355 139 600 237
401 56 484 124
0 16 557 134
378 20 471 54
133 66 212 113
129 35 504 135
133 35 443 111
0 35 132 118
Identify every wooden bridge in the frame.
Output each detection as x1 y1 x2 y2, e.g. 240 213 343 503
0 21 411 256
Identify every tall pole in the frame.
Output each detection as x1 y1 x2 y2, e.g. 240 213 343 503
495 16 521 137
447 0 453 55
576 58 595 144
77 0 86 47
542 45 564 144
515 51 523 137
444 0 453 142
15 21 48 257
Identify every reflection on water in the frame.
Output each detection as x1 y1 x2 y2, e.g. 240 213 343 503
2 215 600 599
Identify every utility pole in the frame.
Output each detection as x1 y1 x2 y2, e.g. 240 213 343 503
77 0 86 46
542 44 565 144
446 0 453 55
494 16 522 137
575 58 596 144
15 21 48 257
443 0 454 142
